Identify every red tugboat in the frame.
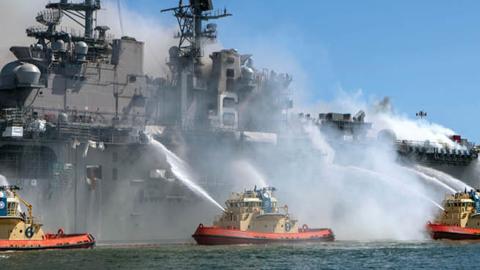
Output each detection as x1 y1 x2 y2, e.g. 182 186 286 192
428 189 480 240
0 185 95 251
193 187 334 245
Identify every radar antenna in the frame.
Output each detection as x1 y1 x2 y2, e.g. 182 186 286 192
36 10 63 26
161 0 231 61
35 10 63 34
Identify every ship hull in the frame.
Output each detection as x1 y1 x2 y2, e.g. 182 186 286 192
192 224 334 245
0 233 95 251
428 223 480 240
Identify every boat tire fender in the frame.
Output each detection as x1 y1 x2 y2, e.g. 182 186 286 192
58 228 65 236
25 226 34 238
302 224 309 231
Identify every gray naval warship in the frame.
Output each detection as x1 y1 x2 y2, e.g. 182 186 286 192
0 0 294 241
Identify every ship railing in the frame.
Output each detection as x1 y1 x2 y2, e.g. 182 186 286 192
395 140 473 154
0 108 24 126
56 122 134 144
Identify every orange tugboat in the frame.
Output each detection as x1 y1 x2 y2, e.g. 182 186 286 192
193 187 334 245
0 185 95 251
428 189 480 240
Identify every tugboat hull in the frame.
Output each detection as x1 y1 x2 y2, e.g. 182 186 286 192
193 224 334 245
0 233 95 251
428 223 480 240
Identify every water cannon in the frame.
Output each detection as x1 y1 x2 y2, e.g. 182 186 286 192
469 189 480 213
262 186 276 192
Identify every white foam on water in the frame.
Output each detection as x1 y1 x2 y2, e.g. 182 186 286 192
150 139 225 212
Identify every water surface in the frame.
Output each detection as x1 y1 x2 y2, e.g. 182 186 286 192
1 241 479 269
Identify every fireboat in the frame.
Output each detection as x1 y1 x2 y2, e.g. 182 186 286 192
0 185 95 251
192 186 334 245
428 188 480 240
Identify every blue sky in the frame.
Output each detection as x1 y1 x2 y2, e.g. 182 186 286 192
121 0 480 141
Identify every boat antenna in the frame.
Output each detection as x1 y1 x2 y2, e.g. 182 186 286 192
117 0 125 36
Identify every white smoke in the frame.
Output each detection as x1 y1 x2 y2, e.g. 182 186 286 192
372 113 461 149
265 92 467 240
0 174 8 186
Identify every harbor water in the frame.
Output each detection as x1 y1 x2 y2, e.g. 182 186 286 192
2 241 480 269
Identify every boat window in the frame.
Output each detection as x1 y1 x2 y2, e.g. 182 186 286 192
226 69 235 78
223 97 235 108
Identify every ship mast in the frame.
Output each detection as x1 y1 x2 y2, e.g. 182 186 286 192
162 0 231 65
46 0 101 39
161 0 231 128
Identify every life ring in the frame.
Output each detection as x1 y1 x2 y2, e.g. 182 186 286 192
57 228 65 236
25 226 34 238
302 224 309 231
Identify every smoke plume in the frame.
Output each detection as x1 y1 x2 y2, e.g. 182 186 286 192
260 92 468 240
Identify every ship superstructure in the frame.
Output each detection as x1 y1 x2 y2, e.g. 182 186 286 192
213 187 297 233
